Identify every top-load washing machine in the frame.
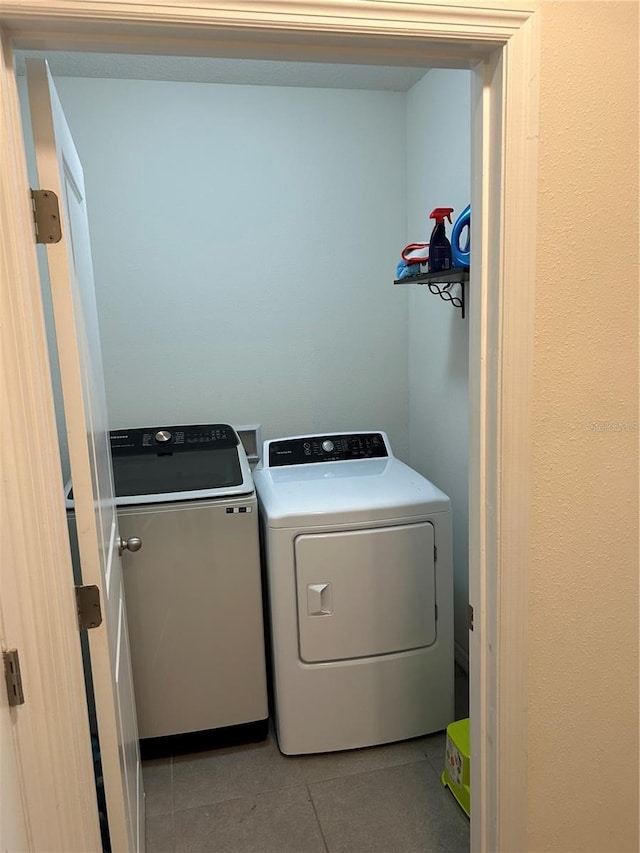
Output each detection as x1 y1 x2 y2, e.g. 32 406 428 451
253 431 454 755
67 423 268 753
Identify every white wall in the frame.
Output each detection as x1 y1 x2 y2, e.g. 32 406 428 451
42 77 410 457
406 69 471 664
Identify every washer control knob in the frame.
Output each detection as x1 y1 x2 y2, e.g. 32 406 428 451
322 440 335 453
155 430 172 443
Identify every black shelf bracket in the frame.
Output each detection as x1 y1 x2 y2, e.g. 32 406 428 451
394 267 469 319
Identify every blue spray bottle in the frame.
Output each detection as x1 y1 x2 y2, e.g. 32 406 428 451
428 207 454 273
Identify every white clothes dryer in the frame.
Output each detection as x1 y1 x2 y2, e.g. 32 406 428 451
253 431 454 755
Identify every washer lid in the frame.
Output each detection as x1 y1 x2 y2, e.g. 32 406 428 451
66 424 254 507
253 456 450 528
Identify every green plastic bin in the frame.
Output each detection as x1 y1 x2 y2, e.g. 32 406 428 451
440 717 470 818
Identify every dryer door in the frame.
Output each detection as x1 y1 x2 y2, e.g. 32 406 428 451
295 522 436 663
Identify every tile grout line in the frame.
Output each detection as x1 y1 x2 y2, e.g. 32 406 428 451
306 754 435 791
172 783 308 815
306 783 331 853
301 752 433 788
423 751 446 780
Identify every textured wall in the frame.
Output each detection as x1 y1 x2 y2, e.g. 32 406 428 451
527 2 639 850
405 69 471 663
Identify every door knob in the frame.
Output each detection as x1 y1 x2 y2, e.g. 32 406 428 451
117 536 143 557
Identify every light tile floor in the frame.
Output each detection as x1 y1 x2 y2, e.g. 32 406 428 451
144 667 469 853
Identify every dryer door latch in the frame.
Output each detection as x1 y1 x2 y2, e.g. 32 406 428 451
307 583 333 616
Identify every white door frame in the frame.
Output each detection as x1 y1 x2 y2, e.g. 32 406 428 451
0 3 540 851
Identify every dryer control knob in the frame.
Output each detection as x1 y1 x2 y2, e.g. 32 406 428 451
155 430 172 443
322 440 335 453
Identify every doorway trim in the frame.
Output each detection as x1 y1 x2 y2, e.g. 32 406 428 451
0 2 539 851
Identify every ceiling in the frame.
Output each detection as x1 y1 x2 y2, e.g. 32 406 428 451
15 51 430 92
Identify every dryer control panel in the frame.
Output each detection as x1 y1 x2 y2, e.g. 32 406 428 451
267 432 389 467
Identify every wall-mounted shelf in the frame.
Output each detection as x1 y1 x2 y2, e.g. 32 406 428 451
394 267 469 318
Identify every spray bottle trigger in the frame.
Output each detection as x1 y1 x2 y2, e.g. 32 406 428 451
429 207 454 224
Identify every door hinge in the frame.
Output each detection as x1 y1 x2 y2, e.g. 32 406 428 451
75 585 103 630
3 649 25 707
30 189 62 244
468 604 474 632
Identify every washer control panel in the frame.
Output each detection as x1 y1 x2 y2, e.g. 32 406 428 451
110 424 239 455
268 432 389 467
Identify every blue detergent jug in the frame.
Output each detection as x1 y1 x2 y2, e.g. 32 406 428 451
451 204 471 268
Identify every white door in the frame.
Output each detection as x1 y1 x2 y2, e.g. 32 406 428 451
26 59 143 853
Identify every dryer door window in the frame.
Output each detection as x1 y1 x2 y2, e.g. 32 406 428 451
294 522 436 664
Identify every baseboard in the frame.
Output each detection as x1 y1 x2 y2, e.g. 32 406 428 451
139 717 269 760
455 641 469 674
